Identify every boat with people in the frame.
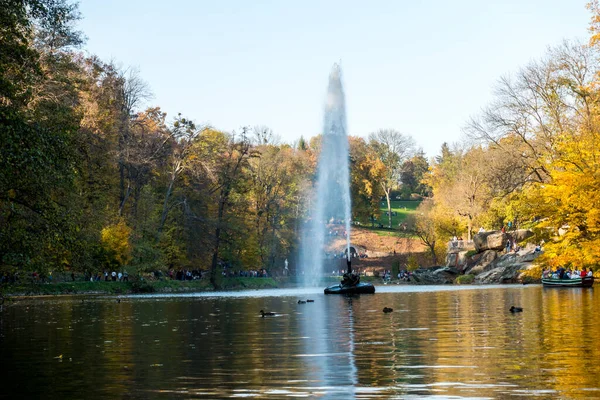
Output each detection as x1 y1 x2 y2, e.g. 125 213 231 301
542 276 594 288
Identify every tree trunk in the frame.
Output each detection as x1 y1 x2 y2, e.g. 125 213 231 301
118 163 125 216
158 177 175 236
467 217 473 242
385 189 392 228
118 183 131 217
429 241 437 265
269 212 278 270
210 227 221 288
210 189 228 289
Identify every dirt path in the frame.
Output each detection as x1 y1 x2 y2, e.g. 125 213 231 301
322 226 427 274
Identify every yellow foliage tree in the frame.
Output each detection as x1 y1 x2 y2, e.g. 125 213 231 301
529 126 600 269
426 146 494 240
588 1 600 48
101 219 133 266
349 137 386 224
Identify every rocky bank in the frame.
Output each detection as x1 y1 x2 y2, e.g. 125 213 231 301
415 229 541 284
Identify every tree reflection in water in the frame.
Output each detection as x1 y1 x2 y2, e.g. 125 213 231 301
0 286 599 398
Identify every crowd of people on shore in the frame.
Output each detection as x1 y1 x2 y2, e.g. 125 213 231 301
159 268 271 280
0 270 130 284
0 267 277 284
221 268 269 278
542 266 594 279
383 269 411 282
326 251 368 259
87 271 129 282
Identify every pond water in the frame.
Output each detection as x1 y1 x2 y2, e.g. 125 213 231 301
1 285 599 399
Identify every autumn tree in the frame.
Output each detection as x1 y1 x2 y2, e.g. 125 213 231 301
466 41 595 186
247 141 309 269
112 67 153 217
186 128 254 288
462 26 600 267
157 114 201 236
349 137 385 225
400 151 431 198
525 115 600 268
406 199 455 265
369 129 416 227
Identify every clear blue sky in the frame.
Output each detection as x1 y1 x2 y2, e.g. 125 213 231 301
79 0 590 157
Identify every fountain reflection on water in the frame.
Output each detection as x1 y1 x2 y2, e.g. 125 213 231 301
2 286 600 398
297 65 358 395
299 64 352 287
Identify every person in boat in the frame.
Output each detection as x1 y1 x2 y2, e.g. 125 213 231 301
542 268 550 279
588 269 594 277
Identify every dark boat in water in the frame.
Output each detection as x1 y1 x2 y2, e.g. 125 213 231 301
325 259 375 294
324 282 375 294
542 276 594 288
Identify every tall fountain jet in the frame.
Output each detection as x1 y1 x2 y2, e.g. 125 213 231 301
299 64 351 287
300 64 374 294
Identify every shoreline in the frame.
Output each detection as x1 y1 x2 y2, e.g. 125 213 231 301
2 276 552 299
0 276 391 297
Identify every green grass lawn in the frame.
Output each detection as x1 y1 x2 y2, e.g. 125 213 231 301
356 200 420 234
381 200 420 227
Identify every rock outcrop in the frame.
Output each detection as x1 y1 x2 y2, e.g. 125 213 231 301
453 229 539 284
473 231 507 252
510 229 535 244
446 251 470 270
474 249 538 284
412 266 460 284
472 229 534 253
464 250 498 275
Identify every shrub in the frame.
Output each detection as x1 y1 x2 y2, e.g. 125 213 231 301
519 265 542 283
465 250 477 258
130 280 155 293
406 254 419 271
455 274 475 284
391 260 400 277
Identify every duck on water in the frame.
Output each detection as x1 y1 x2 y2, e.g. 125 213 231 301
260 310 276 317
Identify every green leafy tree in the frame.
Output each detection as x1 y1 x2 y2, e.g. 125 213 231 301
401 151 431 197
369 129 416 228
0 0 84 272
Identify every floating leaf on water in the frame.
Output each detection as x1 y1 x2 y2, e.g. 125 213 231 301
150 364 163 367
